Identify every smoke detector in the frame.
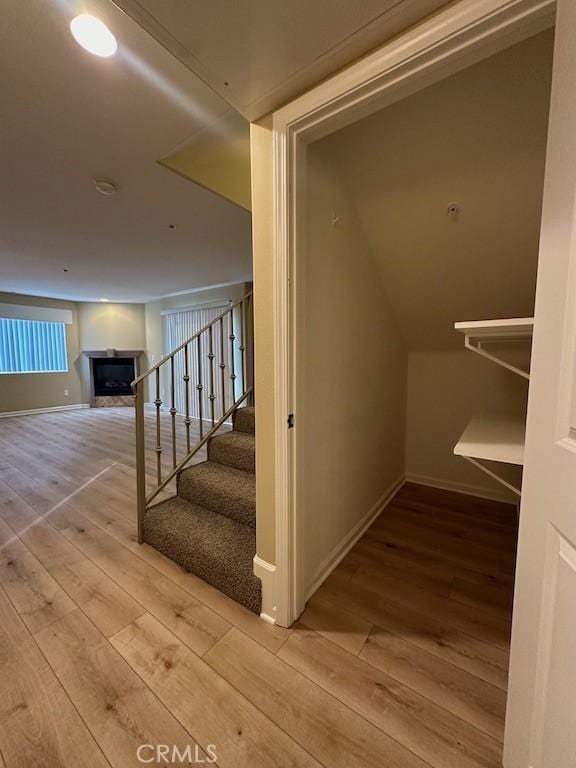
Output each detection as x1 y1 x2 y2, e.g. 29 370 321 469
94 179 119 196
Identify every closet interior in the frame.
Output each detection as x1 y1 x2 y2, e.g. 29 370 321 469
299 27 554 599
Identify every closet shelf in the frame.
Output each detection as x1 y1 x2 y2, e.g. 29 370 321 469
455 317 534 339
454 416 525 496
454 416 525 465
455 317 534 379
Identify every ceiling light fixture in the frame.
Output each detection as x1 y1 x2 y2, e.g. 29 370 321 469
70 15 118 58
99 298 109 302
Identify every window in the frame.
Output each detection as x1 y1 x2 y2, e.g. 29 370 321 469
164 304 232 417
0 318 69 374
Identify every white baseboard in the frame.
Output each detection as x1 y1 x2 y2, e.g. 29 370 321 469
405 472 516 504
253 555 278 624
0 404 91 419
304 473 405 602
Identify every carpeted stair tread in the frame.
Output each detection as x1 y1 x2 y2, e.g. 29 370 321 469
177 461 255 527
233 406 255 435
208 430 255 473
144 496 261 614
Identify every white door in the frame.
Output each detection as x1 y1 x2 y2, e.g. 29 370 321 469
505 2 576 766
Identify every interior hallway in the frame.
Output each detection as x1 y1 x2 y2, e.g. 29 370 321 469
0 408 515 768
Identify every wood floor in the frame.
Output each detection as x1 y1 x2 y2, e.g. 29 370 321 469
0 408 517 768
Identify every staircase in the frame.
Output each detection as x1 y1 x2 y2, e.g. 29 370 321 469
143 406 260 613
131 293 261 614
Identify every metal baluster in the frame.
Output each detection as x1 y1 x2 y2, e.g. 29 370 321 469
135 380 146 543
183 343 191 453
208 325 216 426
229 308 236 402
134 294 254 532
219 316 226 418
239 298 247 395
196 336 204 439
155 367 162 484
170 356 177 469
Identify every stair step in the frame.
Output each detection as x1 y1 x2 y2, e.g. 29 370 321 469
233 406 255 435
208 431 255 473
177 461 255 527
144 496 261 614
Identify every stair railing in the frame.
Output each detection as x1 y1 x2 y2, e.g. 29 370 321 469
132 292 254 543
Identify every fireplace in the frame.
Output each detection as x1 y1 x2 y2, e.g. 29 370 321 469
92 357 135 396
83 349 144 407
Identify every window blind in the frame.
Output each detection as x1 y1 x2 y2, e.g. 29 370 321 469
164 304 234 419
0 318 69 374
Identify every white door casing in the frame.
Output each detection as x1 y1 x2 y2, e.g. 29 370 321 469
270 0 576 764
505 1 576 766
272 0 555 629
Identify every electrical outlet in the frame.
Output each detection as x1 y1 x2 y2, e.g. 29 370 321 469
64 389 69 397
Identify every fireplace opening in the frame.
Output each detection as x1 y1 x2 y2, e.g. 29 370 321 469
92 357 135 396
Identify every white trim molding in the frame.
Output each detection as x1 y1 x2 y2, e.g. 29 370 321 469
161 300 232 316
304 474 405 602
405 472 517 504
0 404 90 419
271 0 554 628
253 555 278 624
0 303 73 324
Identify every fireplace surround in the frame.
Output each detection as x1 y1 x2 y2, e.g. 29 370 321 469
83 349 144 407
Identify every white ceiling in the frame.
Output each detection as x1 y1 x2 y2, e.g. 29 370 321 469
112 0 452 120
0 0 252 303
319 30 555 350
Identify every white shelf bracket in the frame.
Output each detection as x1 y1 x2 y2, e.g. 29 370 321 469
464 335 530 380
463 456 522 496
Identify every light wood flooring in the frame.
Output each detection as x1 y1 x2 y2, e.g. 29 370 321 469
0 407 516 768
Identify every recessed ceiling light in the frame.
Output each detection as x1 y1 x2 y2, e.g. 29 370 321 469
99 298 109 302
70 15 118 58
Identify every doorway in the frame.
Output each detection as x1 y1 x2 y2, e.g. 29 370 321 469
269 0 566 765
297 27 552 597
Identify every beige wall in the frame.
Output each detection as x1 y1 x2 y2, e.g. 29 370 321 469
301 144 407 590
78 302 146 351
144 302 163 372
0 292 83 413
323 30 553 351
160 111 251 211
406 349 527 500
250 116 277 564
316 30 552 501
